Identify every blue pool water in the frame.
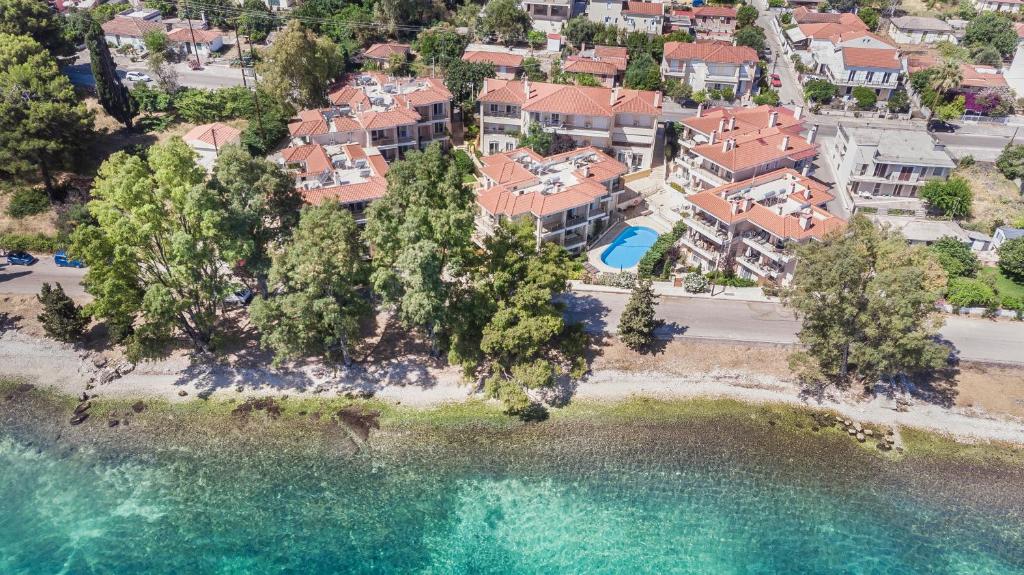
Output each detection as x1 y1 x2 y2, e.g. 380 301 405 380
600 226 659 269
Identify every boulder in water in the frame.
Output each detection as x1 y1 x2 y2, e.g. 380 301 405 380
70 412 89 426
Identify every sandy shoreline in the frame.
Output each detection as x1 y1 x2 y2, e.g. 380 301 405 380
2 329 1023 445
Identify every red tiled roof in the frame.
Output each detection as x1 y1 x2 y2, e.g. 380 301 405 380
479 79 661 117
663 42 758 64
797 19 869 41
622 1 664 16
693 127 817 172
328 85 371 109
303 177 388 206
960 64 1007 89
462 51 524 68
183 122 240 147
1016 22 1024 38
101 17 165 38
682 105 803 138
166 27 222 43
363 43 410 60
564 58 619 76
281 143 333 175
357 107 420 129
692 6 737 17
841 47 901 70
288 109 329 137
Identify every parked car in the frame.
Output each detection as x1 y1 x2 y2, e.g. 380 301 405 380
770 74 782 88
224 288 254 307
54 250 86 268
7 251 37 265
927 119 956 133
125 71 152 83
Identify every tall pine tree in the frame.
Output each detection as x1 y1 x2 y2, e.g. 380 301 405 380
618 277 660 351
85 16 135 128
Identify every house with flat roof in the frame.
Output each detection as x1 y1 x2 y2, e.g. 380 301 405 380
784 8 868 59
887 16 956 45
661 42 759 98
672 105 817 192
477 78 662 170
523 0 575 33
462 51 524 80
828 125 955 198
474 146 630 253
680 168 845 285
288 74 452 163
275 142 389 225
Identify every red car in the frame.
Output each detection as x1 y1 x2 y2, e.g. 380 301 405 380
770 73 782 88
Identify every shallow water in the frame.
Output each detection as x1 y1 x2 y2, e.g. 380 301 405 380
1 409 1023 574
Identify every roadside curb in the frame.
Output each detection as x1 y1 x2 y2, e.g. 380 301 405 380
569 281 780 304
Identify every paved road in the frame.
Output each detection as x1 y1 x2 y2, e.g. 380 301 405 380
756 1 805 107
563 291 1024 365
0 258 88 298
64 49 246 90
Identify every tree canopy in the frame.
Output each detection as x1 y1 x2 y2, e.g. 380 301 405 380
415 25 469 70
237 0 275 43
919 177 972 219
737 4 759 28
783 215 949 388
257 20 342 108
86 16 135 128
476 0 531 45
928 236 979 279
998 237 1024 281
997 144 1024 181
444 59 496 114
804 79 838 103
624 52 663 91
734 26 766 52
964 12 1017 57
618 277 660 351
0 0 74 57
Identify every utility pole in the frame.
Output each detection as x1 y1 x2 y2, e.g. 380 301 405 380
246 32 265 141
233 28 247 89
182 0 203 68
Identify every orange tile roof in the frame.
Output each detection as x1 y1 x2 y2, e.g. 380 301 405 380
841 47 901 70
328 85 371 109
692 6 737 17
303 177 388 206
357 107 420 129
479 80 661 117
101 17 165 38
183 122 240 147
564 58 620 76
622 1 664 16
462 51 524 68
682 105 803 138
479 79 529 104
594 45 628 61
166 27 221 43
367 154 389 176
960 64 1007 89
797 18 869 40
1016 22 1024 38
363 43 409 60
693 127 817 172
332 116 362 132
663 42 758 64
281 143 333 175
288 109 329 137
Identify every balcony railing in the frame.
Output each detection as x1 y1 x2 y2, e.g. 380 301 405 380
484 109 520 118
737 256 780 279
683 215 727 244
541 219 564 234
852 171 927 184
742 234 789 263
563 232 587 247
681 235 718 261
372 137 396 146
565 214 588 228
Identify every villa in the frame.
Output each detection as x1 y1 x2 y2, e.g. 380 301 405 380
287 74 452 163
474 146 632 253
679 168 845 285
660 42 759 99
274 142 389 225
564 45 629 87
462 51 524 80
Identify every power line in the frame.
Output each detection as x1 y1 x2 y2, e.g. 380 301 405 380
174 0 432 34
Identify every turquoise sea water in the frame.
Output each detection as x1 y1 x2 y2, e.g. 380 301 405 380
2 411 1023 574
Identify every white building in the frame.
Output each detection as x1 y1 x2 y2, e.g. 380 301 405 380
523 0 575 33
100 11 166 51
587 0 665 34
661 42 759 98
828 125 956 198
811 34 904 100
183 122 241 171
477 79 663 170
972 0 1022 13
275 142 389 224
887 16 957 45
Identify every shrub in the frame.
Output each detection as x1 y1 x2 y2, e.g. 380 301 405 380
998 237 1024 280
928 236 979 278
959 155 975 168
6 187 50 219
852 86 877 110
753 90 781 106
0 232 60 253
920 177 972 219
946 276 998 308
683 272 708 293
804 79 838 104
720 87 735 101
705 270 757 287
887 89 910 114
37 283 88 343
637 221 688 278
453 149 475 176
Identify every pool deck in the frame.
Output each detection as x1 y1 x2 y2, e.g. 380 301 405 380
587 215 673 273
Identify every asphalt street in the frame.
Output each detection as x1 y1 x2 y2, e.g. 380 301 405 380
64 49 247 90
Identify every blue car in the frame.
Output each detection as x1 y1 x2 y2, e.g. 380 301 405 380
54 250 85 268
6 251 38 265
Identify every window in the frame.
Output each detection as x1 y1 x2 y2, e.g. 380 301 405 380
489 142 499 154
882 73 891 84
489 104 498 113
847 70 856 82
550 113 560 124
434 122 444 134
865 72 874 83
372 129 386 141
505 142 514 151
433 103 444 116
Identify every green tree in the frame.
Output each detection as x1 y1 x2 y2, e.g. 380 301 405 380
527 29 545 50
476 0 531 45
945 276 998 307
928 236 979 278
240 89 293 155
618 277 660 351
858 7 879 31
516 121 553 154
562 16 599 47
236 0 274 43
249 203 369 366
934 95 965 121
0 0 74 57
521 56 545 81
734 26 766 52
180 0 232 28
257 20 342 109
737 4 759 27
664 77 693 101
998 237 1024 281
143 29 166 55
37 282 87 342
783 215 949 387
71 139 232 354
691 89 708 104
930 60 964 98
971 45 1003 68
851 86 877 110
887 88 910 113
210 145 302 297
753 89 781 106
444 58 496 114
804 79 838 103
373 0 444 35
324 4 383 59
964 12 1017 57
920 177 972 219
996 144 1024 181
0 33 94 199
86 16 135 128
415 25 468 70
363 144 475 353
624 52 663 91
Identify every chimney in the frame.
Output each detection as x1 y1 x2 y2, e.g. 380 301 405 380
742 198 752 212
728 116 736 131
730 200 740 214
611 86 620 104
777 205 784 215
718 118 725 133
768 110 778 128
728 139 736 151
803 187 811 200
582 165 590 177
696 103 704 117
799 214 811 230
801 163 811 176
794 105 803 120
482 78 488 94
709 130 717 144
807 124 818 144
779 136 790 151
722 138 729 152
522 78 528 97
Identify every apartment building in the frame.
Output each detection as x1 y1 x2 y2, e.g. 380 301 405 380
475 147 629 253
564 45 629 87
783 8 868 60
275 142 389 224
690 6 738 41
462 51 525 80
523 0 575 32
671 105 817 191
811 34 904 100
973 0 1022 12
477 78 662 170
680 169 845 285
887 16 956 45
661 42 759 98
588 0 666 34
287 74 452 163
829 125 955 198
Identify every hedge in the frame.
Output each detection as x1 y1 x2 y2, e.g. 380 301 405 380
0 232 62 253
637 220 688 278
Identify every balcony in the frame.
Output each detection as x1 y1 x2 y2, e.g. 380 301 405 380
372 137 396 146
565 214 588 229
681 234 718 261
850 171 927 185
683 215 727 245
541 218 565 234
563 231 587 248
737 256 779 279
484 109 520 119
742 234 790 263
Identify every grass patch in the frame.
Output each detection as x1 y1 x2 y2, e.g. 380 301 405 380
461 173 477 185
900 427 1024 466
979 266 1024 301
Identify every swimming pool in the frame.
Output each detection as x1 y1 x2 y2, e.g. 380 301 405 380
600 226 659 270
